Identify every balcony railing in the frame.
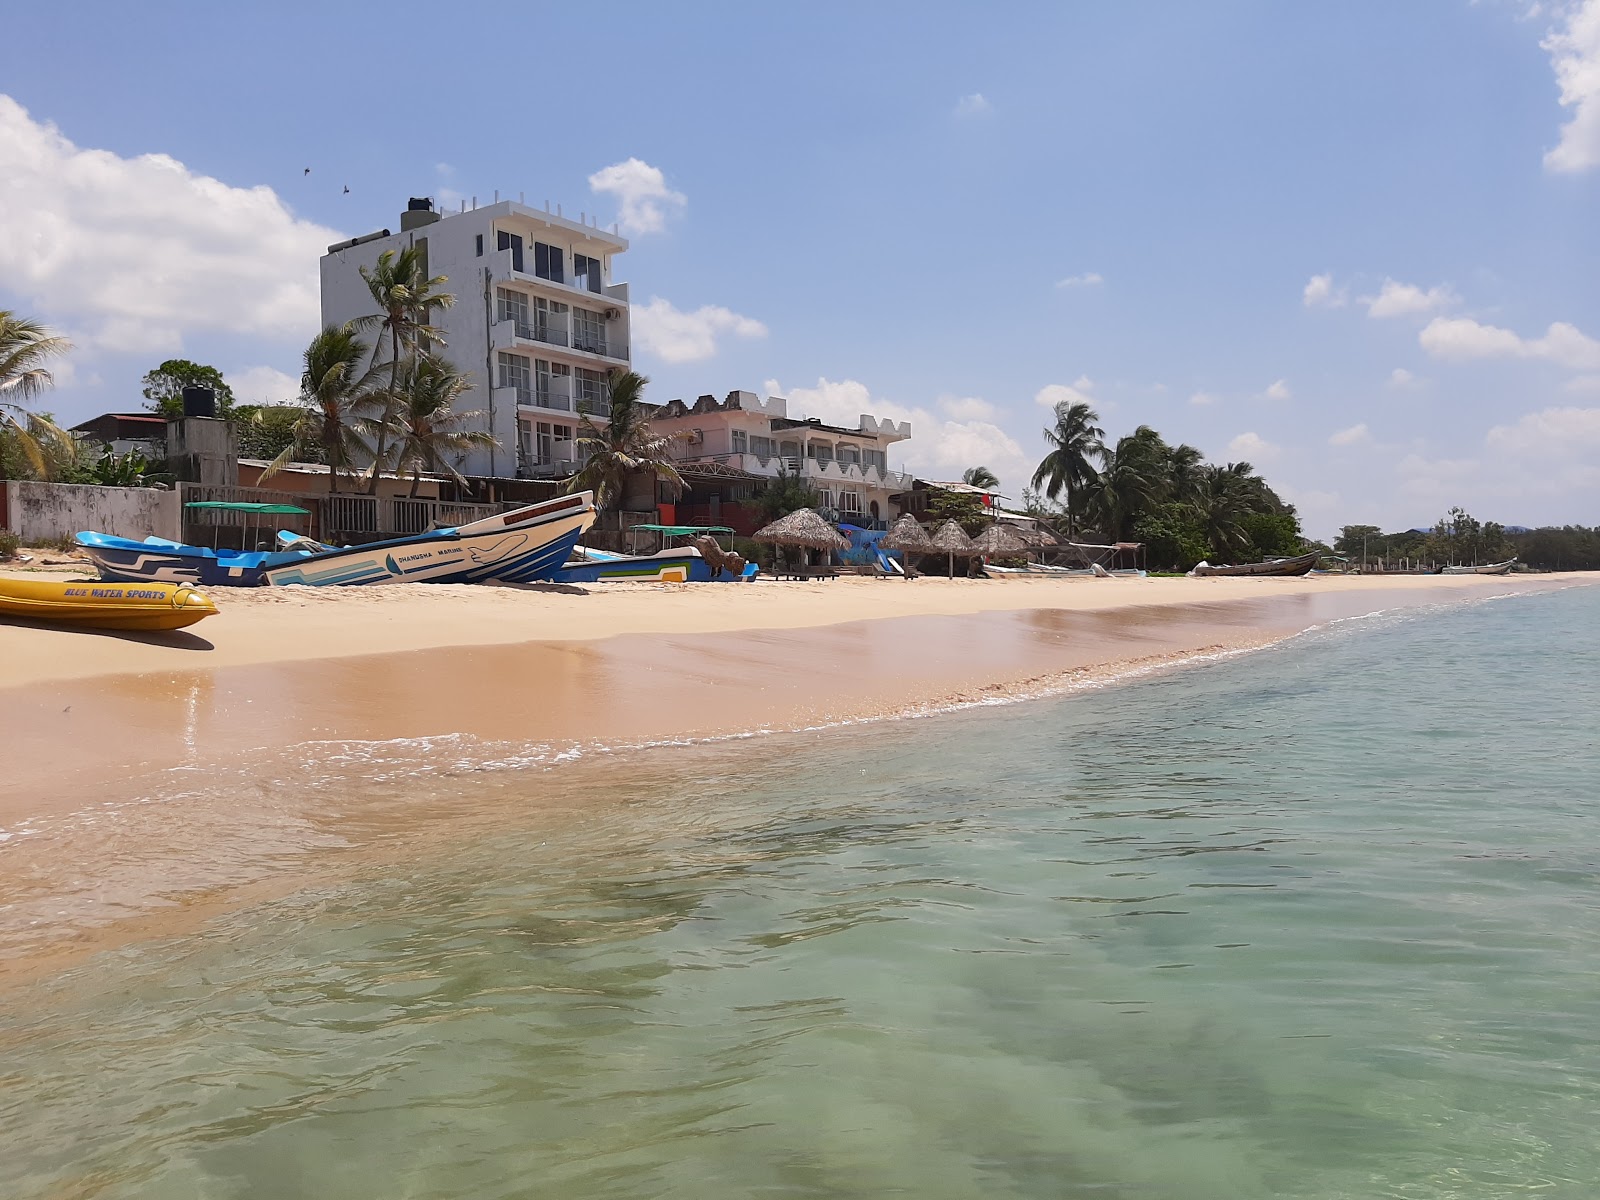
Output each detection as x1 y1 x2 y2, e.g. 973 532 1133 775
671 452 911 490
575 393 611 418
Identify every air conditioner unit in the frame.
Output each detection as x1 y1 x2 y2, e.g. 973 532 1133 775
604 308 621 320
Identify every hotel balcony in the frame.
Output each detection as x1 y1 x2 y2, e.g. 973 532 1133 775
674 451 911 491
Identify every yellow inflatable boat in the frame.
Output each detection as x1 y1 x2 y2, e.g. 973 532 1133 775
0 577 219 631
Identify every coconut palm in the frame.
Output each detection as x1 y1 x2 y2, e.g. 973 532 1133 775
261 324 379 493
389 355 498 496
1031 400 1104 533
962 465 1000 490
351 247 456 492
1084 426 1170 540
0 311 72 478
1194 462 1256 559
565 370 687 512
1165 442 1206 505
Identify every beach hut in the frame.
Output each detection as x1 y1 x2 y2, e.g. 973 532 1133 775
750 507 850 577
971 522 1029 561
878 513 933 580
928 519 979 579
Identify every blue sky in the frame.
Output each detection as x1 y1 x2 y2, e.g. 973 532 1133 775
3 0 1597 536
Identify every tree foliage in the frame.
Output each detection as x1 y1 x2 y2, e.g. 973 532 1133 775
564 371 686 512
1 310 72 479
236 405 312 463
753 468 822 523
926 487 989 535
141 359 236 418
260 325 380 493
961 465 1000 490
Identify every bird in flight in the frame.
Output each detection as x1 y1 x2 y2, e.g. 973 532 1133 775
304 167 311 175
343 185 350 194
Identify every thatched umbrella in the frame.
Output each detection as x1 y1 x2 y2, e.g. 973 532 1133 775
751 507 849 572
878 513 932 580
928 518 979 579
971 522 1029 559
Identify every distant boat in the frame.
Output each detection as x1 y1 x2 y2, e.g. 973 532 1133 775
553 546 757 584
1439 558 1517 576
1190 551 1321 578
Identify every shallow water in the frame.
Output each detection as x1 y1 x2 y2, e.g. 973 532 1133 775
3 586 1599 1198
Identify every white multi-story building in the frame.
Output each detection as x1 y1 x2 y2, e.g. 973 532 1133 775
651 391 914 528
320 196 631 480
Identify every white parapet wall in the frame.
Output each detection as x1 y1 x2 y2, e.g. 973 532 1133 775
3 482 181 543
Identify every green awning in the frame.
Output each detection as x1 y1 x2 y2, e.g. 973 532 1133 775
185 501 311 515
629 523 735 536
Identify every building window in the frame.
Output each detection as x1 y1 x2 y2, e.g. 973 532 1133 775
731 429 748 454
574 254 603 294
862 449 885 470
476 234 484 257
497 352 531 402
534 241 565 283
751 435 773 459
837 444 860 465
534 360 571 410
496 230 524 272
572 307 606 355
574 367 609 415
779 440 800 459
840 490 861 514
554 425 574 461
496 288 529 334
536 421 554 463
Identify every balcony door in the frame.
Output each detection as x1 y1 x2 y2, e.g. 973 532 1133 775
497 230 524 273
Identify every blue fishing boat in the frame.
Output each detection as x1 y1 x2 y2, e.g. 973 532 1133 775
74 532 312 587
551 546 758 584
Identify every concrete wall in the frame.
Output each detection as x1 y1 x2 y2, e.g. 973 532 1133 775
2 482 181 543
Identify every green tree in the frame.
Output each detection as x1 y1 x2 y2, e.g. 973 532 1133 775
141 359 236 419
961 465 1000 490
1084 426 1169 540
565 371 686 512
926 487 989 535
1031 400 1104 534
1334 524 1384 560
260 325 380 493
1164 442 1206 505
236 405 313 462
1135 503 1210 571
0 311 72 479
752 467 822 523
351 247 455 493
389 356 498 496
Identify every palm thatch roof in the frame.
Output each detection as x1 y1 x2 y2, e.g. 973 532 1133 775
971 523 1030 556
751 507 850 550
878 513 933 552
1013 524 1060 548
928 519 980 555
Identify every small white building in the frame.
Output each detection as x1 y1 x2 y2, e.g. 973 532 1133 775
320 196 632 480
651 391 914 528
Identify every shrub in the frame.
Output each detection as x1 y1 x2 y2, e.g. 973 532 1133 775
0 530 19 560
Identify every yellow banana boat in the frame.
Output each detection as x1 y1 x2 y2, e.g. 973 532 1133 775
0 577 219 631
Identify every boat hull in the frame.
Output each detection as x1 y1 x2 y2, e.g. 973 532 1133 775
0 578 218 630
1440 559 1516 575
76 533 308 587
261 510 592 586
1191 551 1320 577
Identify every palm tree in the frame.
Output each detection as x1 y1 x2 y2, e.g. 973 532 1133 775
389 355 498 496
0 311 72 478
351 247 456 493
1031 400 1104 534
1164 442 1206 506
565 370 687 512
1085 426 1169 540
1195 462 1255 560
962 465 1000 490
261 324 379 493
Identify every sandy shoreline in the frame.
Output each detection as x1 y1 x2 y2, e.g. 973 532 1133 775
0 572 1592 985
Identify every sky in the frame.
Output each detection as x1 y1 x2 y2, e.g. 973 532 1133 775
2 0 1597 537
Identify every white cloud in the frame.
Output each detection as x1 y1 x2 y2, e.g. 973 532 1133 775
1388 367 1423 389
1226 431 1280 461
1034 377 1097 409
1303 273 1347 308
1486 405 1600 456
937 395 998 421
1055 272 1103 288
0 94 339 354
1264 379 1292 401
229 365 300 406
1396 452 1482 500
1188 391 1219 406
587 157 685 236
1419 316 1600 370
1543 0 1600 172
632 297 766 363
764 376 1030 493
955 93 992 116
1363 278 1458 319
1329 422 1371 447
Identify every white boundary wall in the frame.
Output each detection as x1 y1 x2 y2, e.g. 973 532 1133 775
3 482 181 543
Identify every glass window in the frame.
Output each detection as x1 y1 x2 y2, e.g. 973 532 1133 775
496 230 524 273
751 436 773 458
572 307 606 355
575 368 609 415
534 241 565 283
841 490 861 513
497 352 531 400
574 254 603 294
475 234 484 257
495 288 529 333
731 429 748 454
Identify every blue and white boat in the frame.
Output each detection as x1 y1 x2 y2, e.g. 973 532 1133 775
551 545 758 584
79 493 596 587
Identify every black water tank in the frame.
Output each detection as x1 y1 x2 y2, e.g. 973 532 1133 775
181 386 217 418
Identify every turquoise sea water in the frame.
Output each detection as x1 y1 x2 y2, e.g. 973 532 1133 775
3 586 1600 1199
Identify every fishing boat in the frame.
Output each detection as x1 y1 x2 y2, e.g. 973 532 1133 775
1440 558 1517 576
79 493 596 587
552 546 758 584
1190 550 1321 577
261 493 595 586
0 578 218 631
